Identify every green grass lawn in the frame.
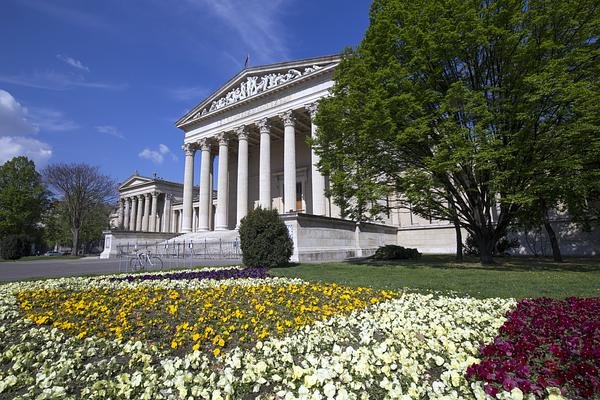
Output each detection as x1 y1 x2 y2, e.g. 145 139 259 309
270 255 600 299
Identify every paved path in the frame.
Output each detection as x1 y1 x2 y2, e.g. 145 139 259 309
0 257 240 282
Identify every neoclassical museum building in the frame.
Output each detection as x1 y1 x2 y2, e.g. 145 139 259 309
102 54 599 260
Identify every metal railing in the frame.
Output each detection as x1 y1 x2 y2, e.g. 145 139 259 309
115 239 241 273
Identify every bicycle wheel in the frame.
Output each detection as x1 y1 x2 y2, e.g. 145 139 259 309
148 256 163 269
130 257 143 272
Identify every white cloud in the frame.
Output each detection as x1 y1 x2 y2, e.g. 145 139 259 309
139 144 178 165
186 0 291 64
29 107 79 132
57 54 90 72
0 136 52 167
95 125 124 139
0 89 37 136
0 71 126 91
0 89 78 136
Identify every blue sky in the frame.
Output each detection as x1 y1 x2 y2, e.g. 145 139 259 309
0 0 370 185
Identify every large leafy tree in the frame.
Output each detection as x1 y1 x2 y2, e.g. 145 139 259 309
43 163 116 255
0 156 49 238
43 200 113 254
314 0 600 264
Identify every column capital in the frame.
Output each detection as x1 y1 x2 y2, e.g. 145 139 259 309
199 138 211 151
137 194 144 200
151 191 159 198
306 102 318 120
280 110 295 127
234 125 249 140
144 192 151 199
257 118 270 133
182 142 197 156
217 132 229 145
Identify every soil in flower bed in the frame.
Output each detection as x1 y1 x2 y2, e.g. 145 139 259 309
466 297 600 399
109 267 268 282
17 283 397 356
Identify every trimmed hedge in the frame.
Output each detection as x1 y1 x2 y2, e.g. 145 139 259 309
0 234 33 260
372 245 421 260
239 207 294 268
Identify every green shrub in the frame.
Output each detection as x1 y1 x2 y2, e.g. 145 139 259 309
0 234 33 260
372 244 421 260
239 207 294 268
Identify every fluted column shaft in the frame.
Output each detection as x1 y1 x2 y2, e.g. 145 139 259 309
150 192 158 232
215 133 229 230
118 199 125 229
123 198 131 230
198 140 212 231
142 193 151 231
307 103 326 216
162 194 172 233
236 126 249 227
281 110 297 212
181 143 196 233
129 197 137 231
136 195 144 231
258 118 271 209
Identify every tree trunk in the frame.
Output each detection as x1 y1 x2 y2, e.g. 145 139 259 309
454 218 463 261
544 220 562 262
71 228 80 256
478 234 496 265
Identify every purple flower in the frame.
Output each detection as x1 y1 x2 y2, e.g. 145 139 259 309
110 267 269 282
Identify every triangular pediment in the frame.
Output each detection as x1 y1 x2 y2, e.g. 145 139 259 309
119 175 154 190
176 54 341 129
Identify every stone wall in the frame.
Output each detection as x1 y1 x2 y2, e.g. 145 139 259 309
100 230 178 259
281 213 398 262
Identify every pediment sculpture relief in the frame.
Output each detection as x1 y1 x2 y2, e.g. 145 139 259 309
196 64 324 118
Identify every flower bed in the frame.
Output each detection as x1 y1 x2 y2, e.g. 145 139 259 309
17 282 395 354
466 297 600 399
0 270 520 399
110 266 268 282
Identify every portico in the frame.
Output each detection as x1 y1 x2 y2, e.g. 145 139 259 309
175 55 340 234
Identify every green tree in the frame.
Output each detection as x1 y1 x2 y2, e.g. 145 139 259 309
0 156 49 239
43 163 116 255
314 0 600 264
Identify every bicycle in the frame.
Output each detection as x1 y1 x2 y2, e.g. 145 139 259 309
129 250 163 272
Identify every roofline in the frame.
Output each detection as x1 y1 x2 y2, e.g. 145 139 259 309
175 53 342 128
118 174 187 191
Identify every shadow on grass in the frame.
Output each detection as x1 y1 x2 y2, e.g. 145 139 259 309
338 254 600 273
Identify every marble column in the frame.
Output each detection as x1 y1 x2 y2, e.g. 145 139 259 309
136 195 144 231
171 209 177 233
198 139 212 231
281 110 297 212
307 103 326 216
150 192 158 232
118 199 125 229
181 143 196 233
162 194 172 233
142 193 151 231
215 133 229 230
258 118 271 209
235 125 249 227
129 196 138 231
123 198 131 231
193 207 198 232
